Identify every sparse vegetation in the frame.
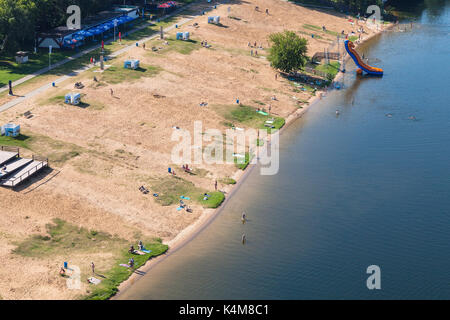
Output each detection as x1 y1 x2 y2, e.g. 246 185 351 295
220 177 237 185
100 64 162 84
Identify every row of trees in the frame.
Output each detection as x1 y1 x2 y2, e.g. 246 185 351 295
0 0 119 53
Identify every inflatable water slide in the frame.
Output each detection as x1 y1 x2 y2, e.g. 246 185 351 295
344 40 383 76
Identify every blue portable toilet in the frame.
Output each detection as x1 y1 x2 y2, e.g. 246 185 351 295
64 93 81 105
208 16 214 23
1 123 20 137
124 59 139 70
214 16 220 24
176 32 183 40
183 32 190 40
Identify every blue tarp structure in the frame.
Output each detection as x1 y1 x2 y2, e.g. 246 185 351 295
1 123 20 137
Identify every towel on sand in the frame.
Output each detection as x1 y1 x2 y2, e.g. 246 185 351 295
88 277 101 285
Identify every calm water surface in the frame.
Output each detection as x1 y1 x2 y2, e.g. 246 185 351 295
120 2 450 299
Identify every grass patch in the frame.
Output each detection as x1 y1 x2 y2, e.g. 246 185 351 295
256 139 264 147
150 176 224 208
0 50 73 87
215 104 285 134
219 177 236 185
85 240 168 300
0 131 81 166
151 175 202 206
259 117 285 134
303 24 321 31
0 134 31 149
198 191 225 208
13 218 126 258
151 38 201 55
100 64 162 84
315 61 341 79
235 152 252 170
13 218 168 300
349 36 359 42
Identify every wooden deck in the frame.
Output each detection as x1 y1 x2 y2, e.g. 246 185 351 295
0 150 19 167
0 160 48 187
0 147 49 188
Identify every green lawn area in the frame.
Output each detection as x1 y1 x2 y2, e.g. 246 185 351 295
0 51 72 87
315 61 341 79
219 177 236 185
12 218 168 300
220 104 285 133
149 37 201 55
0 134 31 149
197 191 225 208
302 24 340 38
100 63 162 84
234 152 253 170
85 240 168 300
0 131 82 167
149 175 225 209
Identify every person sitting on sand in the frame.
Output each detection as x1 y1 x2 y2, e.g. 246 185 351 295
129 245 135 254
129 258 135 268
59 267 66 277
138 240 143 251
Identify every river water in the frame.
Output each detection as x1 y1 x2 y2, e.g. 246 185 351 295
120 1 450 299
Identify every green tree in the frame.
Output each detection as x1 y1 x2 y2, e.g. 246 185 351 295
267 31 308 74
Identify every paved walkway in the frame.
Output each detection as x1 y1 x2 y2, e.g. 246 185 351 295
0 2 213 113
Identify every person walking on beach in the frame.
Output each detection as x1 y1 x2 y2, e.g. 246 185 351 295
275 73 278 81
110 88 114 96
143 43 146 50
215 179 218 191
91 262 95 275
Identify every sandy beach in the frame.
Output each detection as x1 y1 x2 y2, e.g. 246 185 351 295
0 0 390 300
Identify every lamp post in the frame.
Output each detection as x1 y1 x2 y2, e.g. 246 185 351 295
49 45 52 69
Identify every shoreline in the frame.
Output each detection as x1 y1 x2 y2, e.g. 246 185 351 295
112 16 393 301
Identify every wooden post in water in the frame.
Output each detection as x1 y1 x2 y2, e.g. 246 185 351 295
160 26 164 39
